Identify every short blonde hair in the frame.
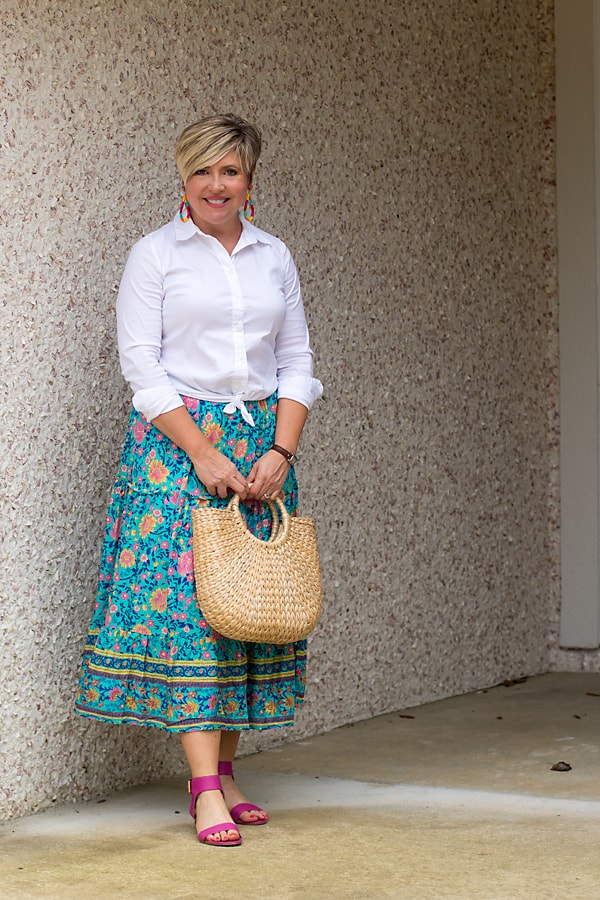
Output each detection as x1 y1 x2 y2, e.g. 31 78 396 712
175 114 262 184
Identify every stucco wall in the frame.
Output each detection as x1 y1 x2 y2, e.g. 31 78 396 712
1 0 557 820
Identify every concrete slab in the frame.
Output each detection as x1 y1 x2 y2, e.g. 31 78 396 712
2 674 600 899
239 672 600 801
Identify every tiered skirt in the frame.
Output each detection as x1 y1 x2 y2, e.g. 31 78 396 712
75 394 306 732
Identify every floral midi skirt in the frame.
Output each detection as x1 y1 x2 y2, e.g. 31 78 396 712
75 394 306 732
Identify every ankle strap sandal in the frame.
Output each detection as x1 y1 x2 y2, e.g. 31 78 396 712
217 761 269 826
187 775 242 847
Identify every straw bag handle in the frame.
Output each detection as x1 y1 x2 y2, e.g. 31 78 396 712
265 499 280 542
229 493 291 546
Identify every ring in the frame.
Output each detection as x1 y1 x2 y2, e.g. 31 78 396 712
263 492 270 499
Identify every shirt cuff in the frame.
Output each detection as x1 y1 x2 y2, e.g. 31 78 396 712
277 374 324 410
132 387 184 422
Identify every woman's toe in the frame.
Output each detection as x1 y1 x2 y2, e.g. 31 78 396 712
204 827 240 843
242 809 267 823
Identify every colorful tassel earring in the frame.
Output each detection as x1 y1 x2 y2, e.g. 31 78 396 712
179 193 191 222
243 185 255 223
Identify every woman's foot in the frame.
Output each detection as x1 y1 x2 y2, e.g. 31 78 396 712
218 761 269 825
188 776 242 846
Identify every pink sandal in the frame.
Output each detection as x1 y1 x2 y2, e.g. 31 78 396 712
218 761 269 826
188 775 242 847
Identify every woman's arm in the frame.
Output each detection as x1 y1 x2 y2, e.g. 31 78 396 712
272 247 323 411
246 398 308 501
152 406 249 499
273 397 308 455
117 235 185 421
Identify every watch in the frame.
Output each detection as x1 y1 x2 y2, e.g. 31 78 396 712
271 444 298 467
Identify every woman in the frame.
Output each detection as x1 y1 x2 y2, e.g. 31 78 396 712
75 114 322 847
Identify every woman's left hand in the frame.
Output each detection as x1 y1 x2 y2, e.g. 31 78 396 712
245 450 290 502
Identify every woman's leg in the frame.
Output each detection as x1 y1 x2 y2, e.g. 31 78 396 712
180 731 240 843
219 732 268 823
219 730 241 763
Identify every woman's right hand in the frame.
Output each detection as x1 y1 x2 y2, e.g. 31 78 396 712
191 445 249 499
151 406 248 499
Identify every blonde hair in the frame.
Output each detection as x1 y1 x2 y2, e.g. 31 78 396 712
175 114 262 184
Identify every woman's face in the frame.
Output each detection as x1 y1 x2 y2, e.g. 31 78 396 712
184 151 250 236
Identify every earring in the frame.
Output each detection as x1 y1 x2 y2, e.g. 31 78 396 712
243 185 255 223
179 192 191 222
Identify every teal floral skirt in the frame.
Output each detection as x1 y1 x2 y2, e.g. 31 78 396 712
75 394 306 732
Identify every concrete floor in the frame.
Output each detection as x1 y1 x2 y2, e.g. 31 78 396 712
2 673 600 899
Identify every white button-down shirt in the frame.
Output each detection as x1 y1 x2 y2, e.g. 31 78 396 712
117 214 323 424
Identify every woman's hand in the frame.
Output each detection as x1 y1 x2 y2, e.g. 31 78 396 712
191 445 249 499
246 450 290 502
152 407 248 499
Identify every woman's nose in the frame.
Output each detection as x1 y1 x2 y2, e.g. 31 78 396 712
209 173 224 191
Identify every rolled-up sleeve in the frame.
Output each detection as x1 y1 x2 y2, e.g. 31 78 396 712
116 236 184 421
274 248 323 409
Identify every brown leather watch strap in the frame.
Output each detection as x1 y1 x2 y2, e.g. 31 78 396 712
270 444 298 466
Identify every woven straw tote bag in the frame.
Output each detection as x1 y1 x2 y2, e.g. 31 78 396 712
191 494 323 643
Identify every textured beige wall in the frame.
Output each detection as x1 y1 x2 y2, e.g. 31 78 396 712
1 0 557 820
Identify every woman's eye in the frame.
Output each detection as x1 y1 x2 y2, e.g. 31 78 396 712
194 169 208 176
225 169 238 176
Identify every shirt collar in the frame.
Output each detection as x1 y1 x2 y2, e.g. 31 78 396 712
173 212 273 249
